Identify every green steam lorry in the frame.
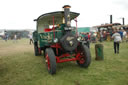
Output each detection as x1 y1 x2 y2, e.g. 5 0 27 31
33 5 91 74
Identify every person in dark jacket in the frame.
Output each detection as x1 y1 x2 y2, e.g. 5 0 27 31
118 29 123 39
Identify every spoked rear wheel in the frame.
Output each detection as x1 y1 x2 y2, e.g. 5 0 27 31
45 48 56 74
76 44 91 68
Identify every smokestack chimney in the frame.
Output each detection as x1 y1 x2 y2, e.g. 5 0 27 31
63 5 71 27
122 17 125 25
110 15 112 24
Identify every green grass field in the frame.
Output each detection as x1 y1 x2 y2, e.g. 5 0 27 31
0 39 128 85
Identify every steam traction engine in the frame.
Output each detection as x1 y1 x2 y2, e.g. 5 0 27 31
33 5 91 74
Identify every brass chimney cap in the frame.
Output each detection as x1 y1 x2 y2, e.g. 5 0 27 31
63 5 71 8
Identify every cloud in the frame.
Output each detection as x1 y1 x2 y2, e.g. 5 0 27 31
114 0 128 10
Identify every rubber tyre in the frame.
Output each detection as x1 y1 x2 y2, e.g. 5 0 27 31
76 44 91 68
45 48 56 75
34 42 41 56
34 42 39 56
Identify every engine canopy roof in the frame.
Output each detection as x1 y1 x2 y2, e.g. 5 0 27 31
35 11 80 25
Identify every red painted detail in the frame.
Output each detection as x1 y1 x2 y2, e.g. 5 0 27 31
76 51 85 64
38 48 41 54
79 58 85 64
53 16 55 39
50 43 62 56
49 44 86 64
46 54 50 70
44 28 52 32
50 43 61 48
56 53 77 63
60 53 70 58
76 52 81 60
56 57 77 63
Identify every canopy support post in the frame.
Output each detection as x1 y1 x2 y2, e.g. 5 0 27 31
53 16 55 39
75 18 78 37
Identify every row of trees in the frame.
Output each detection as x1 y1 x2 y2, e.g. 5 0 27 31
1 30 32 40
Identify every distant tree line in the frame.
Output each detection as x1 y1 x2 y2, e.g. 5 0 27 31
4 30 30 40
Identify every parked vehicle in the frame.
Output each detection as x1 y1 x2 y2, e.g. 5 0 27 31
33 5 91 74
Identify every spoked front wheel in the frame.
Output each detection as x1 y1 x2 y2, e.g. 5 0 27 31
45 48 56 74
76 44 91 68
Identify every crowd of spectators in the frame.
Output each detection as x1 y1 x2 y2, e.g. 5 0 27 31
79 26 128 45
98 27 128 42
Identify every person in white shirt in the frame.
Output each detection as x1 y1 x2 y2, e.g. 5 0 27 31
13 34 17 43
29 34 33 45
112 30 122 54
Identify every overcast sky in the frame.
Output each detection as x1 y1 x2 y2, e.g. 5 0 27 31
0 0 128 30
